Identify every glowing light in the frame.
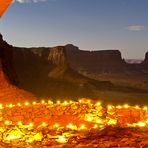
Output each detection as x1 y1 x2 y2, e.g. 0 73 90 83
64 101 68 105
33 102 37 105
6 135 20 141
10 135 15 140
145 119 148 124
29 123 34 127
85 114 93 122
41 122 47 127
127 123 131 127
34 133 43 141
93 124 98 129
87 100 91 103
41 100 45 104
116 105 122 109
56 136 67 143
25 102 29 106
137 122 146 127
17 121 23 126
79 99 82 103
17 103 21 106
108 105 113 110
124 104 129 108
48 100 53 104
1 99 148 146
66 123 77 130
95 101 101 106
66 123 73 128
79 124 86 130
53 123 59 128
57 100 60 104
26 138 34 143
108 119 117 125
135 105 140 109
4 120 11 125
9 104 13 108
0 104 3 109
69 100 73 104
143 106 147 110
96 119 102 124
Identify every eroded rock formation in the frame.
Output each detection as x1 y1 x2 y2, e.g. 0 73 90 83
65 44 126 73
0 34 148 102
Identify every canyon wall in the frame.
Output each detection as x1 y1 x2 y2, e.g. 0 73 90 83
0 34 148 101
65 44 127 73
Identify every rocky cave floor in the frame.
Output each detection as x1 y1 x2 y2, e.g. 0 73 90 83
0 127 148 148
0 100 148 148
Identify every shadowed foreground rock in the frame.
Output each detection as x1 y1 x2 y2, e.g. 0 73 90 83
0 34 37 104
0 60 37 104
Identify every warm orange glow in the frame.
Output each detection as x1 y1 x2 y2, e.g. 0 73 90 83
57 100 60 104
79 124 86 130
56 136 67 143
41 100 45 104
8 104 13 108
93 124 98 129
0 104 3 109
25 102 29 106
33 101 37 105
137 122 146 127
48 100 53 104
66 123 77 130
0 100 148 146
124 104 129 108
107 105 113 110
96 119 103 124
53 123 59 128
116 105 122 109
4 120 10 125
135 105 140 109
143 106 148 110
95 101 101 106
63 101 68 105
17 121 23 126
41 122 47 127
17 103 21 106
0 0 12 17
29 123 34 127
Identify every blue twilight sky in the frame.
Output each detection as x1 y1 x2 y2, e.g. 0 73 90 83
0 0 148 59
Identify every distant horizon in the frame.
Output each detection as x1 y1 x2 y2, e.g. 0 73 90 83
1 33 147 61
0 0 148 59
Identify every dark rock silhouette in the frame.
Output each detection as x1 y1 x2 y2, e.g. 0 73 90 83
0 34 18 85
143 52 148 64
0 34 37 104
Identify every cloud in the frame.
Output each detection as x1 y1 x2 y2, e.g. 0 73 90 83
13 0 48 3
127 25 145 31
